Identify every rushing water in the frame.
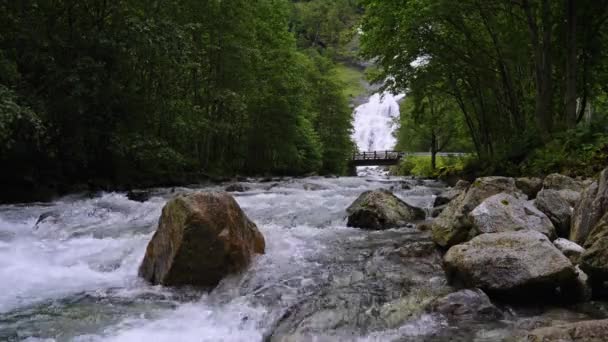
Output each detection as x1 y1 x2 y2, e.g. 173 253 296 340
2 177 607 342
1 93 607 341
352 93 404 152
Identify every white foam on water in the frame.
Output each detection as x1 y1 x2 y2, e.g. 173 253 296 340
352 92 404 152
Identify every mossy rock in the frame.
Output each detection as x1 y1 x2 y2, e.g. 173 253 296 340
138 191 265 288
346 189 425 230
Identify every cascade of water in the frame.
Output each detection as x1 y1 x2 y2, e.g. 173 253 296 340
351 92 405 152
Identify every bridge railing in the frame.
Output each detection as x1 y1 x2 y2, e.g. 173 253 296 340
350 151 468 161
351 151 405 161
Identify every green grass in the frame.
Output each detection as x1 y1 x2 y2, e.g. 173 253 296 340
334 63 367 99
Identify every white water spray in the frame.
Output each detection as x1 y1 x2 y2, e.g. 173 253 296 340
352 93 404 152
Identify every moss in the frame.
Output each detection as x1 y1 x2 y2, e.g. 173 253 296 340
501 199 510 206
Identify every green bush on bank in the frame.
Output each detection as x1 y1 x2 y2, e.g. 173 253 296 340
521 125 608 178
392 155 473 178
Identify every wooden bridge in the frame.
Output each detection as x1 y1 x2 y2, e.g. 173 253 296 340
349 150 466 167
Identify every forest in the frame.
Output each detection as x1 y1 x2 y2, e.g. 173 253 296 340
363 0 608 178
2 0 608 201
0 0 360 201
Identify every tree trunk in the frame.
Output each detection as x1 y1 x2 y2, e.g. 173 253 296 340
564 0 578 127
431 132 437 170
522 0 554 138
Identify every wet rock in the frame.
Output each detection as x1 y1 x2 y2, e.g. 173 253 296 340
431 205 446 218
521 319 608 342
431 176 521 248
580 212 608 293
516 177 543 199
553 238 585 264
346 189 425 230
429 289 503 322
302 183 327 191
573 266 593 302
469 193 556 240
33 210 61 229
126 190 151 202
454 180 471 191
225 183 250 192
433 181 469 207
535 189 573 238
138 191 265 288
444 230 576 300
434 188 464 207
571 168 608 244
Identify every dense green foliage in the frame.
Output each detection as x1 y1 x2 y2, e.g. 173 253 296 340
0 0 360 199
362 0 608 176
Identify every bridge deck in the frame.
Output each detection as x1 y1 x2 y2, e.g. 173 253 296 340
349 151 465 167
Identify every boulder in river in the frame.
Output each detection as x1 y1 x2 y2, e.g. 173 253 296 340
521 319 608 342
469 193 556 240
535 189 573 238
570 168 608 244
429 288 503 322
515 177 543 199
225 183 250 192
431 176 521 247
138 191 265 288
444 230 576 301
346 189 425 230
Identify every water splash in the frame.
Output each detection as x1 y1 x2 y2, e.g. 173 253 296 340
352 93 404 152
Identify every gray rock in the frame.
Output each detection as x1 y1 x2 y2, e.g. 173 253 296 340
553 238 585 264
431 177 521 247
516 177 543 199
138 192 265 288
543 173 585 193
454 180 471 191
346 190 425 230
536 189 573 238
302 183 327 191
33 210 61 229
571 168 608 245
429 288 503 321
434 188 464 207
470 193 556 240
521 319 608 342
225 183 250 192
444 230 576 300
580 212 608 287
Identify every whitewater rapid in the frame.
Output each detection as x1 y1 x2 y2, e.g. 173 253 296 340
0 177 445 341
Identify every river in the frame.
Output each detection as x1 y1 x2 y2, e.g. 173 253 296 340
1 94 606 341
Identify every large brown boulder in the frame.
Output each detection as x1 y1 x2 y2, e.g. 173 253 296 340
346 189 424 230
570 168 608 244
522 319 608 342
139 192 265 288
431 177 520 247
444 230 576 300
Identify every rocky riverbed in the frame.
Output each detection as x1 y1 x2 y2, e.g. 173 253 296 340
0 172 607 341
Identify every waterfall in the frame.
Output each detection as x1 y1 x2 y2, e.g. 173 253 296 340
352 92 405 152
